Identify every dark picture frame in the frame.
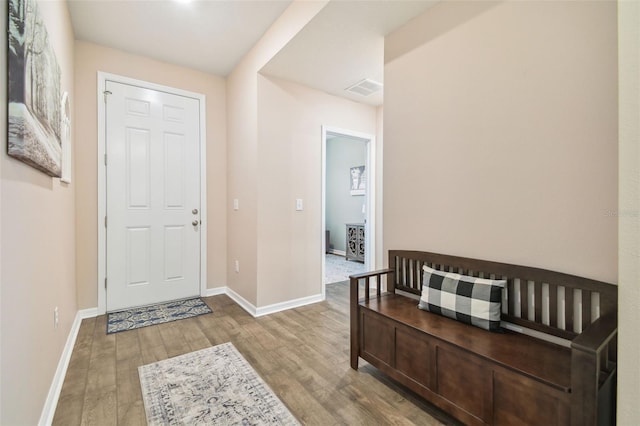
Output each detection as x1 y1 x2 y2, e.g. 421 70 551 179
8 0 63 177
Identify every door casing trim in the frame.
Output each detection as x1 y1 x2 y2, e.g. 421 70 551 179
321 125 377 300
97 72 207 314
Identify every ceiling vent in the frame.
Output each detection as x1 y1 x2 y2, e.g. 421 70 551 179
345 79 383 97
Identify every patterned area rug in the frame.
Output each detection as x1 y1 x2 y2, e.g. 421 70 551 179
107 298 212 334
139 342 300 425
325 253 365 284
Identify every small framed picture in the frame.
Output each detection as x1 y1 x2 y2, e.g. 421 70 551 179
350 165 366 196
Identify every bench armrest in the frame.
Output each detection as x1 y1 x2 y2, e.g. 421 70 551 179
570 311 617 426
350 268 394 370
350 268 394 301
571 312 617 354
349 268 394 281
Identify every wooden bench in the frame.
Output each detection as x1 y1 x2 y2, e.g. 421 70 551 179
350 250 617 426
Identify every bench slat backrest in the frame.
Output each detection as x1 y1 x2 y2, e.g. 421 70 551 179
389 250 617 340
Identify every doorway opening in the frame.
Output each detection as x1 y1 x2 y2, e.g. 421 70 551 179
321 126 376 299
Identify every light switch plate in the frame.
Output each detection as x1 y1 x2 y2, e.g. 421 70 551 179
233 198 239 210
296 199 303 211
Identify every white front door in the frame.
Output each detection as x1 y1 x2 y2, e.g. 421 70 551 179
105 81 201 311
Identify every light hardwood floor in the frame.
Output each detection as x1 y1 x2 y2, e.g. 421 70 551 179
53 282 458 425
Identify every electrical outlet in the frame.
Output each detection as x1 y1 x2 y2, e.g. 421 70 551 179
235 260 240 273
54 307 59 329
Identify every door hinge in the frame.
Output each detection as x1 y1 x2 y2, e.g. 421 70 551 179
104 153 107 166
103 90 112 103
104 216 107 227
104 277 107 289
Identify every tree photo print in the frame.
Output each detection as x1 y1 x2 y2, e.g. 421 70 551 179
8 0 63 177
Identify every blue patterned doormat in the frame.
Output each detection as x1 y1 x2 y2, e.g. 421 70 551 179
107 298 212 334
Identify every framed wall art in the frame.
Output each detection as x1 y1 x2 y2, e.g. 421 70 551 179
8 0 63 177
350 165 365 196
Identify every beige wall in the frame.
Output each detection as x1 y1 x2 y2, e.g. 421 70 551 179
618 1 640 422
226 58 259 304
383 1 618 284
256 76 377 306
1 2 77 424
74 41 227 309
226 1 328 305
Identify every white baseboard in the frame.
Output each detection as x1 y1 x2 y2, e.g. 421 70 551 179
78 307 98 320
38 306 97 426
225 287 258 316
328 249 346 256
202 286 227 297
255 293 324 317
224 287 324 318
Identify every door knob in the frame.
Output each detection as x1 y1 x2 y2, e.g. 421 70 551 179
192 208 199 215
192 220 199 226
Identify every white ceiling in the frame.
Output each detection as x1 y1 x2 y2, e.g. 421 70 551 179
68 0 438 106
68 0 292 77
262 0 438 106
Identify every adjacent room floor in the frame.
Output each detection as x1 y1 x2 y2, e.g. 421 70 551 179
52 282 458 425
325 253 365 284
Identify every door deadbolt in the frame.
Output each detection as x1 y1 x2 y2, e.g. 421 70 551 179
192 208 199 215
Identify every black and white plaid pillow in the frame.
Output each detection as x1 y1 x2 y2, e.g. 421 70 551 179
418 265 505 332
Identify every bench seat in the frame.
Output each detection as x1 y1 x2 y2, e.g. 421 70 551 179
350 250 618 425
361 293 571 392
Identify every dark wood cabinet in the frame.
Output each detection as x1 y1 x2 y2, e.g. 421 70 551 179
325 230 330 254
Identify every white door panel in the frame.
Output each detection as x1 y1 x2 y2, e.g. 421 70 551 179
106 81 201 311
